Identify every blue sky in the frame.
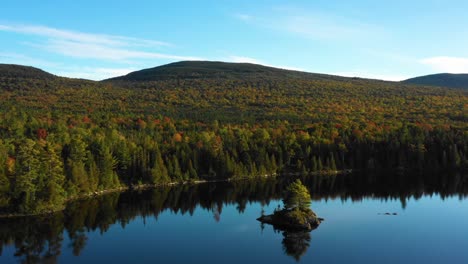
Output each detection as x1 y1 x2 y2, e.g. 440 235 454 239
1 0 468 80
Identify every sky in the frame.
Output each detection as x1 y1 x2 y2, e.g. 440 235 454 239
1 0 468 81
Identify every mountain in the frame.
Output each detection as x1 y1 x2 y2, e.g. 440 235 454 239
0 61 465 125
104 60 351 82
0 64 56 79
403 73 468 90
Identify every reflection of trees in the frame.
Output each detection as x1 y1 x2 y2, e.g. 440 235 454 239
8 213 64 264
282 231 311 262
69 231 87 256
0 171 466 261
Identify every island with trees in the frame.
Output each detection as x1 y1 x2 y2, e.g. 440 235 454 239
258 179 322 231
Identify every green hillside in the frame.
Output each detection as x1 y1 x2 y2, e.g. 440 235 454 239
0 64 56 80
403 73 468 90
105 60 350 82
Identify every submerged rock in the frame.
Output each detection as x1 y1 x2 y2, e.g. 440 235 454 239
257 208 323 231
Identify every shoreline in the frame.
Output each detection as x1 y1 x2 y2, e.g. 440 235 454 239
0 169 351 219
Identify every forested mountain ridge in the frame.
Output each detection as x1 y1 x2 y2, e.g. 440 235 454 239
403 73 468 90
0 61 467 215
104 60 352 82
0 64 56 80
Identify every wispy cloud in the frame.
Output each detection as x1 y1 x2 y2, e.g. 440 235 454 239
233 13 253 22
35 39 201 61
234 6 384 41
420 56 468 73
0 23 202 62
0 24 171 47
0 52 137 80
227 55 263 64
55 67 136 80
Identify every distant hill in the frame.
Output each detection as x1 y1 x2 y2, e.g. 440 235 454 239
403 73 468 90
104 60 351 82
0 60 465 126
0 64 56 79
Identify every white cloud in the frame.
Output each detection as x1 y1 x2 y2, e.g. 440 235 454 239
0 24 171 47
40 39 202 61
0 23 202 63
225 55 305 72
0 51 136 80
420 56 468 73
227 56 263 64
234 7 383 41
55 67 136 81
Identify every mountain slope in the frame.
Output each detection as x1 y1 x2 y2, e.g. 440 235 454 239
104 60 351 82
403 73 468 90
0 61 465 127
0 64 56 79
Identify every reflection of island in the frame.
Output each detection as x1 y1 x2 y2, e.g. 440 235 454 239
258 179 321 261
282 230 311 262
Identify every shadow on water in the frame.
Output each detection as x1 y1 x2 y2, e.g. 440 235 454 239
0 170 467 262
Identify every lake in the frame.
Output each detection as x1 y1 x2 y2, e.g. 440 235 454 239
0 171 467 263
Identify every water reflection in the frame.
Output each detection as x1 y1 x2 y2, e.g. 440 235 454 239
0 170 467 263
282 231 311 262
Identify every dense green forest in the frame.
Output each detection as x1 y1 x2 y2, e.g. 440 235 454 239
0 61 467 214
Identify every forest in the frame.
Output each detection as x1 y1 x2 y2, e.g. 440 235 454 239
0 61 467 214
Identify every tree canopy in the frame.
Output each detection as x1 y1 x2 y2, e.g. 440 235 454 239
283 179 311 211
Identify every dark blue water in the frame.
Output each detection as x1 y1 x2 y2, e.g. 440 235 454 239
1 171 467 263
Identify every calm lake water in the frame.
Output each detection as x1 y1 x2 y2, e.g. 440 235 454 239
1 171 467 263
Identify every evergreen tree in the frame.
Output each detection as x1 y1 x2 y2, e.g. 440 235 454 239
14 139 40 213
98 146 118 189
311 156 318 172
66 135 89 195
39 142 66 210
330 154 337 171
317 157 323 171
0 141 10 207
283 179 311 211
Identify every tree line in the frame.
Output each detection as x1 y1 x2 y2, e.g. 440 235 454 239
0 109 466 214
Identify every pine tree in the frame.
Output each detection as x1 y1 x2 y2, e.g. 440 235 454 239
188 159 198 179
97 145 118 189
172 156 183 180
14 139 40 213
317 157 323 171
39 142 66 210
311 156 318 172
283 179 311 211
330 154 337 171
86 153 99 191
66 135 89 195
0 141 10 207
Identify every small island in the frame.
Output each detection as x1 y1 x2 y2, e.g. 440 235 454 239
257 179 323 231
